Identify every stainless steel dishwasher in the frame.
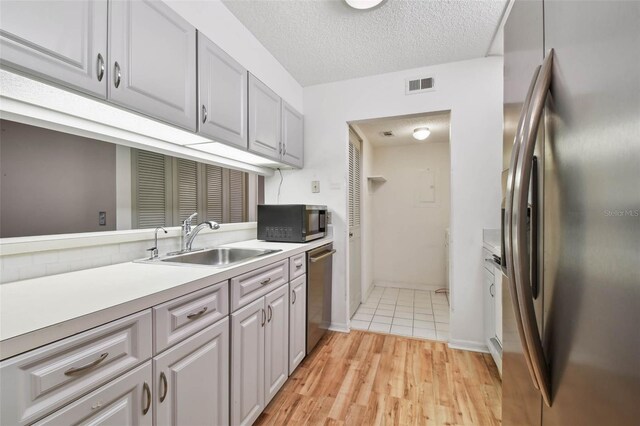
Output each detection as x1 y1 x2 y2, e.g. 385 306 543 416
306 243 335 354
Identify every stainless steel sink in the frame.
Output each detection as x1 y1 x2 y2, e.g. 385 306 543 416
154 247 281 267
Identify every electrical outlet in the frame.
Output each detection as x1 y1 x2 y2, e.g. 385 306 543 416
311 181 320 193
98 211 107 226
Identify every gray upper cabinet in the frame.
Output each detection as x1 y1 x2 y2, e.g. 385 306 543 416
281 101 304 168
108 0 197 131
248 73 282 160
198 33 248 149
0 0 108 98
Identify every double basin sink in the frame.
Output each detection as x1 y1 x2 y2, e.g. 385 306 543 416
143 247 281 268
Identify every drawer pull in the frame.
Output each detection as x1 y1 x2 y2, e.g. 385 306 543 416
142 382 151 415
260 277 272 285
159 371 168 403
294 260 303 269
64 352 109 375
187 306 208 319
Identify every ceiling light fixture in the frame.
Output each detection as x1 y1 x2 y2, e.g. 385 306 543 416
413 127 431 141
344 0 385 10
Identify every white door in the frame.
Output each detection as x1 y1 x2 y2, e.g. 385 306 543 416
289 275 307 374
34 362 152 426
264 285 289 405
348 130 362 318
154 318 229 426
231 297 265 426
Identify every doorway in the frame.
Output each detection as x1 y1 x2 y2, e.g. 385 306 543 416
347 111 452 341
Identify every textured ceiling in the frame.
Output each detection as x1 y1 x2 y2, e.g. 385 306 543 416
353 110 450 147
222 0 508 86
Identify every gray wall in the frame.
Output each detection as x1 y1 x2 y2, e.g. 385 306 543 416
1 120 116 237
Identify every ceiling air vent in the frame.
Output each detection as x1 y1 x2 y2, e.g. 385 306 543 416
382 130 394 137
406 76 435 95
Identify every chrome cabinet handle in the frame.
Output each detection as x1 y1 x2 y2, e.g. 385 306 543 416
505 61 541 394
64 352 109 375
261 309 266 327
511 49 554 408
283 144 287 156
267 305 272 322
201 105 208 124
489 283 495 297
260 277 271 285
294 260 303 269
113 61 121 88
292 290 296 304
309 249 336 263
142 382 151 415
96 53 105 82
159 371 168 403
187 306 208 319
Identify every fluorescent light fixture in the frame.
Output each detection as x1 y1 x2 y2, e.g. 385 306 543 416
413 127 431 141
187 142 282 167
344 0 385 10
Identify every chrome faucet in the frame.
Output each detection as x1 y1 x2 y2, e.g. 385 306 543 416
185 221 220 251
147 227 167 259
181 213 220 252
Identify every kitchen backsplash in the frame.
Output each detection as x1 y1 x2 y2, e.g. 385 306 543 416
0 225 257 284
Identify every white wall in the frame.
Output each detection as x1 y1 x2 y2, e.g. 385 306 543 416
265 56 503 348
165 0 303 113
370 142 451 290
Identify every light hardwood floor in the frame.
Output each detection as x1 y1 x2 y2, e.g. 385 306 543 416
255 330 502 426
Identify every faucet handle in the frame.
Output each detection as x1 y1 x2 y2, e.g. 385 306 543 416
185 212 198 224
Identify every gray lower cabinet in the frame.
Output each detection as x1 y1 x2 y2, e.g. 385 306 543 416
0 0 108 98
264 285 289 406
289 274 307 375
154 317 229 426
281 101 304 168
108 0 197 131
248 73 282 160
231 297 265 426
198 33 248 149
33 362 153 426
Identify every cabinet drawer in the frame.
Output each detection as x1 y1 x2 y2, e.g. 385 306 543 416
34 361 153 426
289 253 306 280
0 310 152 426
231 260 289 311
153 280 228 354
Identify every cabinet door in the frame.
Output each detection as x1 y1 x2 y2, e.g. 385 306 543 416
264 285 289 405
231 297 265 426
34 362 152 426
289 275 307 375
0 0 108 98
109 0 196 131
248 73 282 160
154 318 229 426
483 268 496 344
281 101 304 168
198 33 248 149
494 267 503 345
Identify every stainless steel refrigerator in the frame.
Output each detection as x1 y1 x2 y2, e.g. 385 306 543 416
502 1 640 425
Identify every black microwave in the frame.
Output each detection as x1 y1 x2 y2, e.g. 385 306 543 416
257 205 327 243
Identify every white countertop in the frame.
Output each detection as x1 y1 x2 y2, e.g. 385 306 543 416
483 229 501 256
0 238 333 360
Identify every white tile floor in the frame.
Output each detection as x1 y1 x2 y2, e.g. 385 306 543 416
350 286 450 341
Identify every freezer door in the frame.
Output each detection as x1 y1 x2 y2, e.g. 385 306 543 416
542 2 640 425
502 0 545 425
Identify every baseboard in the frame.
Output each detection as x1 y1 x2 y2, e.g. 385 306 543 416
448 338 490 353
328 323 350 333
373 280 445 292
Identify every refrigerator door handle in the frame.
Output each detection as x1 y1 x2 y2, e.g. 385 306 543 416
505 63 542 392
513 49 555 407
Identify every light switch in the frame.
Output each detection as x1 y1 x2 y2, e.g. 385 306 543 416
311 181 320 193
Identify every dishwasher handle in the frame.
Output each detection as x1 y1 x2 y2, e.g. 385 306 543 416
309 249 336 263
